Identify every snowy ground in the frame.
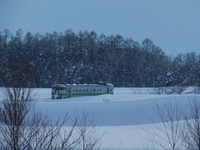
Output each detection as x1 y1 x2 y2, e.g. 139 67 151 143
30 87 200 149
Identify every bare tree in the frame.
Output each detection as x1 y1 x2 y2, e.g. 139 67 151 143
148 96 200 150
148 100 184 150
75 110 102 150
0 87 71 149
0 87 35 149
0 87 103 150
182 96 200 150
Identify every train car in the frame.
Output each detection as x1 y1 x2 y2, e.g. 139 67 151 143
51 82 114 99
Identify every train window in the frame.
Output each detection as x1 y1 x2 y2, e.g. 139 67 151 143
86 89 88 92
55 87 63 90
93 89 96 92
79 89 81 92
82 89 85 92
57 87 65 90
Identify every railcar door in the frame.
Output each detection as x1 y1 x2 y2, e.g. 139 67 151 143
107 87 109 94
68 88 71 97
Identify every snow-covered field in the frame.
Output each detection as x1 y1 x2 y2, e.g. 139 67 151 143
22 88 200 149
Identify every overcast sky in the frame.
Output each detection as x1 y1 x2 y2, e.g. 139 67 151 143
1 0 200 56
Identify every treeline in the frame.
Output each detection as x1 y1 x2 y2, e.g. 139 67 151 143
0 29 200 88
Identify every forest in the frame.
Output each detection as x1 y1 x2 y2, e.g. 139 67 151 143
0 29 200 88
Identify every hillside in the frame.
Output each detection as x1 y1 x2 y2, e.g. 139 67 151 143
33 87 200 149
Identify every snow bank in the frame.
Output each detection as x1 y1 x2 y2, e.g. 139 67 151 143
1 87 199 149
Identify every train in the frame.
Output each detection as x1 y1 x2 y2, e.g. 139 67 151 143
51 82 114 99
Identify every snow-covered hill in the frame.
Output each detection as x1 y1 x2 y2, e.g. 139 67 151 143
32 87 200 149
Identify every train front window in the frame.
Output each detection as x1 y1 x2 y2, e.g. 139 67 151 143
58 87 65 90
52 87 65 90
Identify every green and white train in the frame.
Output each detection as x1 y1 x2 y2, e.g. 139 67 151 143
51 82 114 99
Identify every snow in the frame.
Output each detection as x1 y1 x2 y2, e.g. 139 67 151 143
30 87 200 149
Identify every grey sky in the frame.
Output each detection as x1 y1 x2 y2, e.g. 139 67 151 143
1 0 200 56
